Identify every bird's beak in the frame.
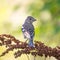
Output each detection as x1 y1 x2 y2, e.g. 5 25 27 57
34 19 36 21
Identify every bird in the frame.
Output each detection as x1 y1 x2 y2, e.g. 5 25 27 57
21 16 36 47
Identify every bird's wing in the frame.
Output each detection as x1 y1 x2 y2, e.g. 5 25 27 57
24 31 30 39
22 26 30 39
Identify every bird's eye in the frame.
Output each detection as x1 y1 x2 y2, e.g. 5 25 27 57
29 18 31 20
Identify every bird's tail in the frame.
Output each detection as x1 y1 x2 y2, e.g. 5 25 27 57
28 39 34 47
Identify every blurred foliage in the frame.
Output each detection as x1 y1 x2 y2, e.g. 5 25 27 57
13 4 20 11
42 0 60 17
0 0 60 47
0 0 60 60
27 0 60 46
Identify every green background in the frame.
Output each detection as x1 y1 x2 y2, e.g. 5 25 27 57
0 0 60 60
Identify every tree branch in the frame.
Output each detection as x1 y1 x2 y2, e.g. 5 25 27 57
0 34 60 60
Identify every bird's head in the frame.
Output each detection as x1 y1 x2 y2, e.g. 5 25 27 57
25 16 36 23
